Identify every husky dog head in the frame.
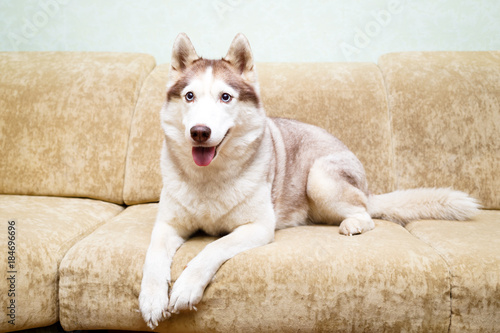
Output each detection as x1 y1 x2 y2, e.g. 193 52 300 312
161 33 266 171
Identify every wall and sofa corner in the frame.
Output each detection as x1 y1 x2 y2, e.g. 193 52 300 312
0 51 499 332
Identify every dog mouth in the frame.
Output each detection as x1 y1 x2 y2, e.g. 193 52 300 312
191 130 230 167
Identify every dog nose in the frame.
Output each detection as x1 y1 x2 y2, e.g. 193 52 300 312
190 125 211 143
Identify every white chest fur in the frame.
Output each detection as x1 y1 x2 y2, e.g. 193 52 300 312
160 145 272 235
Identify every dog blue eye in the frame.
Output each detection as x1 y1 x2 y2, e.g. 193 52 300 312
221 93 232 103
185 92 194 101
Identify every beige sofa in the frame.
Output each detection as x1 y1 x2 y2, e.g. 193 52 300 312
0 51 499 333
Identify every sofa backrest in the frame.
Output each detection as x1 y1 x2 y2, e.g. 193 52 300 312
0 52 156 204
2 51 497 208
123 65 167 205
379 52 500 209
123 62 396 205
259 63 396 195
125 54 499 209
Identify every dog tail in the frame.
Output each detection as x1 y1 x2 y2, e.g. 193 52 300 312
367 188 481 225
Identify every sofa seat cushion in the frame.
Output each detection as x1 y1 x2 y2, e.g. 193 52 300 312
0 195 123 331
60 204 452 332
406 210 500 332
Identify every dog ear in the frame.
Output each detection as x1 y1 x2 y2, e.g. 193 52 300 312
224 33 254 74
170 33 199 71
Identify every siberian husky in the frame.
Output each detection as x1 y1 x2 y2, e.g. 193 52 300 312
139 33 479 329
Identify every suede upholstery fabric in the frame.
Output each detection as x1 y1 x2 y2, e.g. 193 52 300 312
123 65 168 205
59 204 451 332
123 62 395 204
406 210 500 332
0 52 156 204
378 51 500 209
0 195 123 332
1 51 499 332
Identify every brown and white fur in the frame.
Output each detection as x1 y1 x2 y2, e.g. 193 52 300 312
139 33 479 329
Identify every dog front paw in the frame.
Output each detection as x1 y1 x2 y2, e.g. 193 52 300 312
168 272 205 314
139 281 170 330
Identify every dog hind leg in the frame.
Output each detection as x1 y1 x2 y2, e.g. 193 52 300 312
306 154 374 236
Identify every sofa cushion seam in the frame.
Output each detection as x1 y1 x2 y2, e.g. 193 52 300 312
375 61 398 191
122 60 158 206
406 230 454 333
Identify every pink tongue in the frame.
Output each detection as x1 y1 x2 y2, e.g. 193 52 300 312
192 147 216 166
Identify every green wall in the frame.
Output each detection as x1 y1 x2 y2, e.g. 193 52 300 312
1 0 499 63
